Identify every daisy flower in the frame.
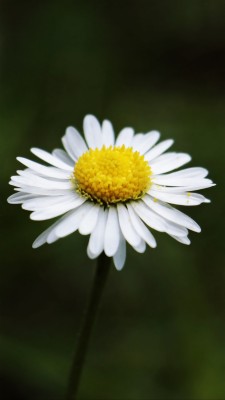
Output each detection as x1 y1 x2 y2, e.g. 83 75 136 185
8 115 214 270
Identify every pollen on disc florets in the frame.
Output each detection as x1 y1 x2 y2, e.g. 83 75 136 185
73 145 152 205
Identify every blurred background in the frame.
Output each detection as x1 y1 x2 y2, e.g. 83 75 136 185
0 0 225 399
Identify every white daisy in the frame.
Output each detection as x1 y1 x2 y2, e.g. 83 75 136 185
8 115 214 270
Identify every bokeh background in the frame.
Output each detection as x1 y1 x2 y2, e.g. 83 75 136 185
0 1 225 399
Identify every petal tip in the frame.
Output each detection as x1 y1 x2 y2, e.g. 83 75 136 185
114 261 124 271
32 240 42 249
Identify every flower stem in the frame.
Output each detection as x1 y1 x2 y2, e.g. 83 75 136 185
65 253 111 400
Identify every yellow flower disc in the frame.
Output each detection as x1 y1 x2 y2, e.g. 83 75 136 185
73 145 151 205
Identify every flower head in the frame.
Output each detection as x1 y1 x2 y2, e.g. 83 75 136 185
8 115 214 270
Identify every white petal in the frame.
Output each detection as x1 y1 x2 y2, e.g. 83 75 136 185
113 233 126 271
87 246 98 260
10 174 72 190
83 115 103 149
150 152 176 167
16 169 41 178
11 186 71 196
55 202 91 238
36 210 83 246
131 133 144 149
47 228 61 244
102 120 115 146
87 208 108 257
32 216 67 248
148 189 210 206
150 153 191 174
22 193 79 211
78 205 100 235
115 127 134 147
150 181 214 193
143 195 201 232
131 201 166 232
31 148 72 170
165 221 188 237
145 139 174 161
17 157 72 179
170 235 191 245
7 193 36 204
117 204 141 247
62 126 88 161
132 201 188 237
104 207 120 257
127 204 157 248
16 169 52 179
132 238 146 253
134 130 160 154
152 167 209 186
52 149 74 166
30 197 86 220
32 226 56 248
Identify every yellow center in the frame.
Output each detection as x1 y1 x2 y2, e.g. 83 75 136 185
73 145 151 205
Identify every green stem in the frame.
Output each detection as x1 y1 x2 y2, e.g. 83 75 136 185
65 253 111 400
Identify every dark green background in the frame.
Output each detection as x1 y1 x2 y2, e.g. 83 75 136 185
0 1 224 399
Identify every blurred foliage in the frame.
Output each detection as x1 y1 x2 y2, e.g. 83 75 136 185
0 0 225 399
